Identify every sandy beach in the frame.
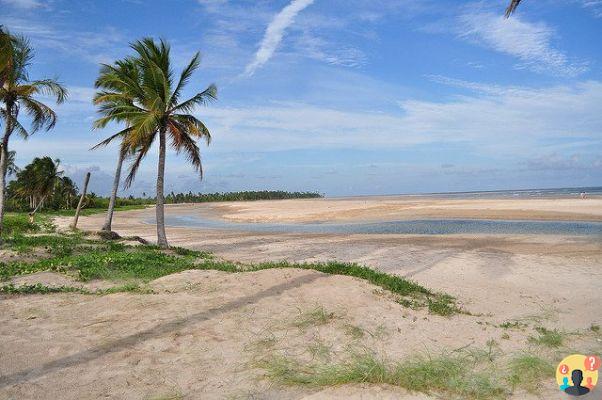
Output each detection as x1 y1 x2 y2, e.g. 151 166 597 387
3 196 602 399
206 196 602 223
54 197 602 326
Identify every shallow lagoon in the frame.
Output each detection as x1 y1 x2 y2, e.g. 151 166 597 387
159 215 602 236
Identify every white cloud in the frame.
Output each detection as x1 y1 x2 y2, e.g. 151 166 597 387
457 11 587 77
244 0 315 77
0 0 43 9
0 17 127 65
578 0 602 17
196 80 602 158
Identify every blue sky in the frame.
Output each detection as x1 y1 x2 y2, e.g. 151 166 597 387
1 0 601 196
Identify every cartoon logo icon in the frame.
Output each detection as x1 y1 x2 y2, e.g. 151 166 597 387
556 354 600 396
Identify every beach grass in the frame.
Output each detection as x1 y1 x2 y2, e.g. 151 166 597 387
293 306 338 329
0 220 460 315
258 350 508 399
506 353 555 393
528 327 565 348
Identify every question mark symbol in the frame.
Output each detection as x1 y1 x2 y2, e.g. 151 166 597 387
584 355 601 371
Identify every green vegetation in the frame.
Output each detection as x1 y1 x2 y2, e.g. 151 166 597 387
259 351 507 399
0 216 458 315
2 213 44 235
506 354 554 393
528 327 565 348
0 283 86 295
0 282 150 295
293 306 338 329
590 324 600 333
4 188 321 214
344 324 365 339
0 26 67 240
163 190 322 203
498 320 528 330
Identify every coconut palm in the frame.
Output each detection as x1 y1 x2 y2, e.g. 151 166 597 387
0 29 67 239
92 58 138 232
505 0 522 18
56 176 78 209
14 156 63 216
94 38 216 247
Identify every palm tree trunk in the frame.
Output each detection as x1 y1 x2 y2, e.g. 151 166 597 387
0 104 12 242
156 127 168 248
0 136 9 242
102 151 125 232
71 172 91 229
28 194 48 223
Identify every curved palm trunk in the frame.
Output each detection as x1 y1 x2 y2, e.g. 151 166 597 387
156 127 168 248
102 151 125 232
71 172 90 229
0 139 8 241
28 193 48 223
0 106 12 242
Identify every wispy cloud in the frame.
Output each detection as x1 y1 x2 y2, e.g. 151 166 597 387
195 79 602 157
0 0 43 9
244 0 315 77
578 0 602 17
457 10 588 77
0 16 127 64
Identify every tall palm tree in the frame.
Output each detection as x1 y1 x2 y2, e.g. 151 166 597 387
92 58 138 233
0 29 67 239
94 38 216 247
505 0 522 18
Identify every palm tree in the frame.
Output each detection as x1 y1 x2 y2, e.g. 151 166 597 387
56 176 77 209
94 38 216 247
0 28 67 239
505 0 522 18
14 156 63 217
92 58 138 233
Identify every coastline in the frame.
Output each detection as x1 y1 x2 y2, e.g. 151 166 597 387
55 198 602 328
166 195 602 224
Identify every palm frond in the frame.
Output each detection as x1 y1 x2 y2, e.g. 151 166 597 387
31 79 68 103
0 108 30 139
168 119 203 178
90 126 133 150
170 84 217 114
124 138 153 188
21 97 58 132
505 0 522 18
172 113 211 144
168 52 201 108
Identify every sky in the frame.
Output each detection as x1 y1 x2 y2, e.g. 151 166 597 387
1 0 601 197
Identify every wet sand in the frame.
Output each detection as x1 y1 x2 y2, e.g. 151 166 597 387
203 196 602 223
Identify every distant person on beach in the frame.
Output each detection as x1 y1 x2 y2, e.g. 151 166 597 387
580 192 587 199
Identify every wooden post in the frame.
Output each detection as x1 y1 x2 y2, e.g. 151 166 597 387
71 172 90 229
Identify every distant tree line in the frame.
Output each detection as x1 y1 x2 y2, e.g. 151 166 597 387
3 155 321 213
164 190 322 203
